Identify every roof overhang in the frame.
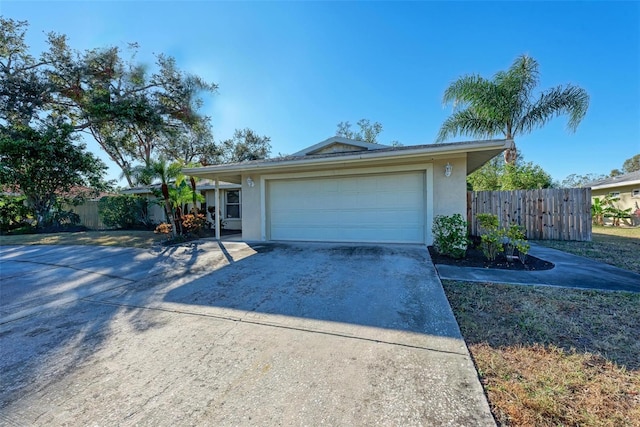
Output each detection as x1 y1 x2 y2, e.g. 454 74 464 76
590 179 640 190
183 139 514 183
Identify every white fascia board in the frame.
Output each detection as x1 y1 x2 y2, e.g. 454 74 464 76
183 139 512 177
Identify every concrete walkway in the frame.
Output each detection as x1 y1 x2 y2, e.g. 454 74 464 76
435 242 640 293
0 242 494 426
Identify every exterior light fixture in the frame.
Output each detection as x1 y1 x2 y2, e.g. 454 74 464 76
246 177 255 187
444 162 452 177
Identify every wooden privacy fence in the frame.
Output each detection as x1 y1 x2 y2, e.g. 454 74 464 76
67 200 110 230
468 188 592 241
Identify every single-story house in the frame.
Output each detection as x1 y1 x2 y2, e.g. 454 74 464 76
121 180 243 230
587 170 640 226
182 136 513 244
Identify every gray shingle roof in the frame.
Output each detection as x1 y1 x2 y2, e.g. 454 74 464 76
586 170 640 189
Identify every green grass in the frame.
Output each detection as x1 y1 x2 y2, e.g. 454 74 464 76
444 280 640 426
537 226 640 274
0 230 165 248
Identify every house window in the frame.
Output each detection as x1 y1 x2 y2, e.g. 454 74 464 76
633 189 640 198
226 190 241 218
609 191 620 199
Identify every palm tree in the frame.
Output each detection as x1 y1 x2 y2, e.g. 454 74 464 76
150 157 183 237
437 55 589 163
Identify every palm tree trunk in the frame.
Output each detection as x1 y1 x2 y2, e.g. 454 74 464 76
162 183 177 238
504 146 518 164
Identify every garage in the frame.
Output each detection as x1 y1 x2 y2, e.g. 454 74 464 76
183 136 513 245
267 172 426 243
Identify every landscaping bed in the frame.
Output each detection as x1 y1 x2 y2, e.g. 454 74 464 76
428 243 554 271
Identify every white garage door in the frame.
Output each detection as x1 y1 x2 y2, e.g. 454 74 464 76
268 172 425 243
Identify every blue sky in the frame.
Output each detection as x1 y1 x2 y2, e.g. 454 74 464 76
3 1 639 184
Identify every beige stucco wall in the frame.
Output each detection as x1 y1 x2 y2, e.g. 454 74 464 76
239 156 469 244
592 184 640 226
241 174 262 239
432 157 467 219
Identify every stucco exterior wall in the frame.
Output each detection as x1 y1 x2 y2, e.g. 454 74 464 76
432 157 467 219
592 184 640 226
239 157 468 243
241 174 262 240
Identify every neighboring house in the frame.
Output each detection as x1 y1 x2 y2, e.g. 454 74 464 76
121 180 243 230
587 170 640 226
183 136 513 244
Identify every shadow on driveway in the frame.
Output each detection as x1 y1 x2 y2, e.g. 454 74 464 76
162 243 462 343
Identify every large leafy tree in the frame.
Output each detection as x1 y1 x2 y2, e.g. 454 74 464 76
219 128 271 164
157 117 219 165
437 55 589 163
1 17 217 187
0 18 57 126
468 152 552 191
622 154 640 173
45 42 217 185
336 119 383 144
559 173 607 188
0 119 107 227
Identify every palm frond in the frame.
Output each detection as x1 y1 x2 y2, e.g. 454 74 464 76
442 75 493 110
436 108 504 142
516 85 589 135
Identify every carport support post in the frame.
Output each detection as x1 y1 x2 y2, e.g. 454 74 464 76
215 179 221 240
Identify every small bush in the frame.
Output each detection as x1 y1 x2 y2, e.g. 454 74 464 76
181 213 207 236
99 195 153 229
433 214 469 259
480 228 505 261
504 224 526 259
516 239 530 264
154 222 172 236
477 213 500 232
0 195 32 232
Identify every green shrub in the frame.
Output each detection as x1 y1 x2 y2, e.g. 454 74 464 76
477 213 500 232
0 195 32 231
480 228 505 261
504 224 527 259
516 239 530 264
433 214 469 259
99 195 153 229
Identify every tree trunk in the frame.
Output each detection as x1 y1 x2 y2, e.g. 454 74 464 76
161 183 177 237
504 147 517 164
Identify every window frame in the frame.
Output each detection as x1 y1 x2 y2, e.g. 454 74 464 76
225 190 241 219
632 189 640 198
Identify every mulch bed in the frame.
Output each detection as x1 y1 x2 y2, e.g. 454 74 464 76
428 245 554 271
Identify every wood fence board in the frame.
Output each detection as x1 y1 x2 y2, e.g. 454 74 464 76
468 188 592 241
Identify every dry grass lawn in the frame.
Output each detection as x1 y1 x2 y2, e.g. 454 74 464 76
538 226 640 274
443 281 640 427
0 230 165 248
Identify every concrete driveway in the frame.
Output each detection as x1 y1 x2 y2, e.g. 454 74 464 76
0 242 493 426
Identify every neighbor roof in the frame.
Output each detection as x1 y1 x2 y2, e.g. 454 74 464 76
586 170 640 190
183 138 514 183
